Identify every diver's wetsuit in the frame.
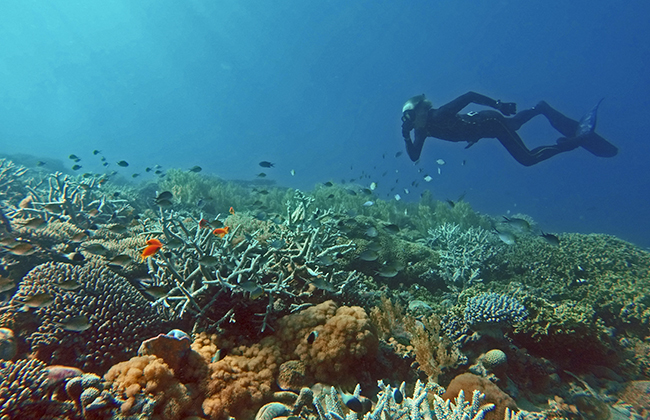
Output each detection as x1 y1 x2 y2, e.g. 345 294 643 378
402 92 617 166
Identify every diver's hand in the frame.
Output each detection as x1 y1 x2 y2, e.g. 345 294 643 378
495 100 517 116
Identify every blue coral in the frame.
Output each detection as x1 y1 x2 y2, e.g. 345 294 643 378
463 293 528 328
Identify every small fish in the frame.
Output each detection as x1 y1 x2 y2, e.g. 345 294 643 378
156 199 173 209
229 206 235 215
393 388 404 404
132 173 140 178
22 217 47 229
112 192 121 198
256 189 269 195
436 159 446 165
199 218 210 229
0 278 16 293
70 232 88 242
446 199 455 208
259 161 274 168
108 224 128 235
83 243 109 256
93 149 101 155
358 250 379 262
376 266 399 278
502 216 530 231
423 175 432 182
44 365 83 387
438 167 441 175
257 172 267 178
65 251 85 262
116 160 129 167
363 201 374 207
109 254 132 267
269 238 285 250
8 242 36 256
309 277 335 292
290 169 295 176
156 191 173 201
199 255 219 267
145 167 151 172
141 238 163 260
22 292 54 308
395 151 403 157
365 227 378 238
36 161 46 167
189 165 202 173
71 165 82 171
540 232 560 246
209 219 224 229
307 330 318 344
495 229 516 245
370 182 377 190
101 156 107 162
212 226 229 238
154 169 163 175
166 237 184 249
323 181 333 187
394 194 401 201
69 154 81 162
346 189 357 196
57 280 82 291
339 390 372 414
384 223 400 234
143 286 168 299
56 315 91 332
316 255 335 266
327 194 334 199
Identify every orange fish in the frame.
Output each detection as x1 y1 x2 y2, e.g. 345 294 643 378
141 238 163 261
229 206 235 215
199 218 209 229
212 226 229 238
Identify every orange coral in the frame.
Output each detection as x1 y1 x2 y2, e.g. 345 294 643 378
442 373 517 420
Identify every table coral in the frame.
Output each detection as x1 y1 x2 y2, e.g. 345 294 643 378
7 261 167 373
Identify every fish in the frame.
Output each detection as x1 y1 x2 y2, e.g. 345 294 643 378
131 173 140 178
307 330 318 344
366 241 381 252
316 255 335 266
361 188 372 195
22 292 54 308
365 227 378 238
156 199 173 209
358 250 379 262
323 181 333 187
166 237 184 249
93 150 101 155
255 189 269 195
71 165 82 171
309 277 335 292
36 161 46 166
370 182 377 190
346 189 357 196
70 232 88 242
363 201 374 207
229 206 235 215
0 277 16 293
69 154 81 162
102 162 109 167
383 223 400 234
290 169 295 176
199 255 219 267
540 232 560 246
188 166 202 173
404 188 410 194
395 151 403 157
209 219 224 229
259 161 274 168
257 172 267 178
108 254 132 267
436 159 446 165
423 175 432 182
8 242 36 256
145 167 152 172
56 315 91 332
376 266 399 278
495 229 516 245
576 98 604 136
212 226 229 238
57 280 82 291
339 390 372 414
22 217 47 229
394 194 401 201
83 243 110 256
108 224 128 235
101 156 107 162
199 219 210 229
502 216 530 231
116 160 129 167
143 286 168 299
141 238 163 261
156 191 173 201
269 238 285 250
446 199 455 208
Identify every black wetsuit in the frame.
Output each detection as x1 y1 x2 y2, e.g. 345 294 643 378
403 92 617 166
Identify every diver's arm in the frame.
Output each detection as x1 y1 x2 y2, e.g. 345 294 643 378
404 128 426 162
438 92 516 115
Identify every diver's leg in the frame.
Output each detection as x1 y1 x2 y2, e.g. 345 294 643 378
535 101 579 137
495 129 581 166
505 107 542 131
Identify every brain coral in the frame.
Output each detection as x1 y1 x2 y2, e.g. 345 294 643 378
10 261 167 373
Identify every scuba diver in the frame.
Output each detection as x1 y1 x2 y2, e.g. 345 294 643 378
400 92 618 166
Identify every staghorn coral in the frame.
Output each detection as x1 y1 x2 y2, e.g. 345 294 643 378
6 261 167 373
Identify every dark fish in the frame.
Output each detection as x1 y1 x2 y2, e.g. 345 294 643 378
256 189 269 195
143 286 168 299
346 189 357 196
100 156 107 162
365 227 378 238
65 251 85 262
327 194 334 199
358 250 379 262
145 167 152 172
393 388 403 404
22 292 54 308
254 211 268 221
116 160 129 167
36 161 46 167
199 255 219 267
112 192 120 198
307 330 318 344
156 191 173 201
108 254 132 267
189 165 202 173
259 161 274 168
269 238 285 250
366 241 381 252
395 151 403 157
131 173 140 178
257 172 267 178
22 217 47 229
93 150 101 155
57 280 82 291
69 154 80 161
154 169 163 175
71 165 82 171
309 277 335 292
56 315 91 332
540 232 560 247
576 98 604 136
502 216 530 231
102 162 109 167
316 255 335 266
383 223 400 234
495 229 516 245
0 278 16 293
8 242 36 256
323 181 333 187
82 243 110 256
156 199 173 209
107 224 127 235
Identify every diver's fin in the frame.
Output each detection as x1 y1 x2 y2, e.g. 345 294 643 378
576 98 604 136
579 133 618 157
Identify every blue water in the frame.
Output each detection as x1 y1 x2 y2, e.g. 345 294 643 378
1 1 648 248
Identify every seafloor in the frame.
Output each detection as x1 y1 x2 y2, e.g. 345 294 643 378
1 156 649 420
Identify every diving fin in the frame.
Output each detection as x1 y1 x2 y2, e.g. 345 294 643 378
575 98 618 157
576 98 604 136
